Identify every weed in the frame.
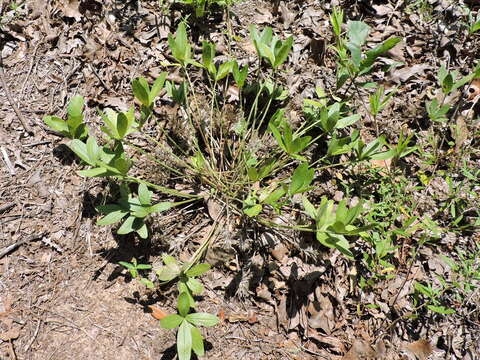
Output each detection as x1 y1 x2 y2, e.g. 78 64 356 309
160 292 219 360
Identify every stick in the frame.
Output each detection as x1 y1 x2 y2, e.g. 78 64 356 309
1 146 15 175
0 233 45 259
0 53 33 134
0 202 15 212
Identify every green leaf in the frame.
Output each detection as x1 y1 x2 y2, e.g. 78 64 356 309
243 204 262 217
97 209 129 225
257 41 274 65
427 305 455 314
302 197 317 219
136 221 148 239
269 121 286 152
232 62 248 88
185 313 219 327
174 22 189 64
215 61 234 81
156 266 180 282
360 37 401 74
186 277 204 295
119 261 135 270
150 202 173 213
289 163 314 196
116 112 129 139
136 263 152 270
160 314 184 329
178 292 191 317
262 186 286 205
117 216 136 235
318 233 353 259
86 136 100 163
185 263 211 277
43 116 69 136
68 139 94 165
273 36 293 68
202 41 216 75
336 114 360 129
177 320 193 360
139 278 155 289
190 326 204 357
67 95 84 127
77 167 111 177
132 77 150 106
347 21 370 47
138 183 152 205
149 72 167 104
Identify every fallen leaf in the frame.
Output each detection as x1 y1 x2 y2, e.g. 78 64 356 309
342 339 377 360
225 310 259 324
148 305 168 320
0 327 20 341
62 0 82 21
404 339 433 360
391 64 429 84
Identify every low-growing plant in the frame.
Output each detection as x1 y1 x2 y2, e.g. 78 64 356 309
156 254 212 308
43 95 88 140
160 292 219 360
41 13 432 357
119 258 154 288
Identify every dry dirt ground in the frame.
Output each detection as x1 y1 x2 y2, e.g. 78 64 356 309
1 0 480 359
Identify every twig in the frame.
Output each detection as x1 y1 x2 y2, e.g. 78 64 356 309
0 233 45 259
20 41 41 97
0 201 15 212
0 54 33 134
23 319 41 352
1 146 16 175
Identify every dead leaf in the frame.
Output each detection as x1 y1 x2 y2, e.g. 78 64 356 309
279 2 295 29
271 243 288 262
369 158 392 174
391 64 429 84
0 327 20 341
253 7 273 24
342 339 377 360
148 305 168 320
62 0 82 21
225 310 258 324
404 339 433 360
307 295 334 334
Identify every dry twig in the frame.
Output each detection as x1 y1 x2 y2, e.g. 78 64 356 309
0 53 33 134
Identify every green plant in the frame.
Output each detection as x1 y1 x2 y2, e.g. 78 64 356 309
96 184 184 239
160 292 219 360
119 258 154 288
329 8 401 89
156 255 212 307
303 197 372 259
249 25 293 70
132 73 167 126
175 0 234 18
43 95 88 140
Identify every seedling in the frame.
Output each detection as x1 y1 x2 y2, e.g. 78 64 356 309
132 73 167 126
160 292 219 360
119 258 154 288
43 95 88 140
249 25 293 69
303 197 372 259
96 184 175 239
156 255 211 307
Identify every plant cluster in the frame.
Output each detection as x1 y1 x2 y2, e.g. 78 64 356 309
43 7 480 357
